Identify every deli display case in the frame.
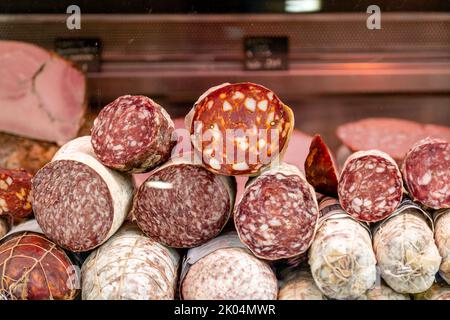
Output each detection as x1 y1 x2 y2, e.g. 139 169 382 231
0 0 449 303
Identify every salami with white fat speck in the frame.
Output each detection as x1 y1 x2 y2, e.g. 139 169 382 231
338 150 403 222
433 209 450 284
402 137 450 209
0 168 33 220
32 136 133 252
235 163 319 260
132 155 235 248
91 95 175 173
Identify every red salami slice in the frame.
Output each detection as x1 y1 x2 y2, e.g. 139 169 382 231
0 168 32 219
304 134 339 197
186 82 294 176
338 150 403 222
234 163 319 260
132 155 235 248
91 95 175 173
32 136 133 252
402 137 450 209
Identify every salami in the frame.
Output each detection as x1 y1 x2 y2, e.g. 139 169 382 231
402 137 450 209
278 269 325 300
357 281 410 300
338 150 403 222
234 163 319 260
32 136 133 252
0 168 33 220
373 200 441 294
180 232 278 300
82 223 179 300
0 230 79 300
434 209 450 284
131 155 235 248
308 197 377 300
304 134 339 197
186 82 294 176
414 282 450 300
91 95 175 173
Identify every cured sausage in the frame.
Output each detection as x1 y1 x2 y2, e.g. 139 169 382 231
0 228 79 300
357 281 410 300
32 136 133 252
0 168 33 220
186 82 294 176
402 137 450 209
131 154 235 248
434 209 450 284
338 150 403 222
234 163 319 260
91 95 176 173
278 269 325 300
372 200 441 294
82 223 179 300
308 197 377 300
414 282 450 300
304 134 339 197
180 232 278 300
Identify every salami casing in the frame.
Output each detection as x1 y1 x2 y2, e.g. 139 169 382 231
357 281 410 300
434 209 450 284
338 150 403 222
82 223 179 300
0 168 33 220
180 232 278 300
305 134 339 197
414 282 450 300
402 137 450 209
0 229 79 300
373 200 441 294
132 154 235 248
308 197 377 300
91 95 175 173
32 136 133 252
278 269 325 300
235 163 319 260
186 82 294 176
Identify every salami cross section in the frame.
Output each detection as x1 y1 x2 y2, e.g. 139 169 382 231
402 137 450 209
235 163 319 260
186 82 294 176
132 155 235 248
0 168 33 219
32 136 133 252
91 95 175 173
338 150 403 222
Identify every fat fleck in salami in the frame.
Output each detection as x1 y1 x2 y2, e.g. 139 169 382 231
235 163 319 260
0 168 32 219
373 200 441 294
186 82 294 176
308 197 377 300
357 281 410 300
304 134 339 197
180 232 278 300
434 209 450 284
414 282 450 300
131 155 235 248
338 150 403 222
0 229 79 300
278 269 325 300
82 223 179 300
91 95 175 173
402 137 450 209
32 136 133 252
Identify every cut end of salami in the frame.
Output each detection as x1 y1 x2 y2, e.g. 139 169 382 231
0 168 33 219
402 137 450 209
235 163 319 260
305 134 339 197
338 150 403 222
186 82 294 176
91 95 176 173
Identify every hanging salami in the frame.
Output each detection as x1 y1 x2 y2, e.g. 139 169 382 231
234 163 319 260
91 95 176 173
434 209 450 284
278 269 325 300
0 168 33 220
304 134 339 197
131 154 235 248
372 200 441 294
180 232 278 300
402 137 450 209
82 223 179 300
32 136 134 252
308 197 377 300
357 281 410 300
338 150 403 222
186 82 294 176
414 282 450 300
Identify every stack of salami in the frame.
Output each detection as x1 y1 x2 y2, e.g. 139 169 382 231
0 80 448 300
